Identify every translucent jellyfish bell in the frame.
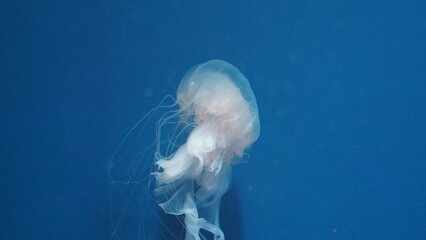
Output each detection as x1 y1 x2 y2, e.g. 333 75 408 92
154 60 260 240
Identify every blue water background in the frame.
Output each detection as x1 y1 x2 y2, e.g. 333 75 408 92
1 1 425 239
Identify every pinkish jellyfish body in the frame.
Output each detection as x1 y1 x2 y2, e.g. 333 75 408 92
154 60 260 240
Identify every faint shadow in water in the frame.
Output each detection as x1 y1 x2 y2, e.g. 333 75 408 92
220 188 242 240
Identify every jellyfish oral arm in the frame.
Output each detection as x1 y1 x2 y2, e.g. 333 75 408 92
187 120 226 174
155 144 202 184
156 119 224 184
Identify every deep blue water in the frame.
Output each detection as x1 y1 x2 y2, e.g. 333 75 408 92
1 1 425 239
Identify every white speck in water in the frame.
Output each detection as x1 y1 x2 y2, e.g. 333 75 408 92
144 87 153 98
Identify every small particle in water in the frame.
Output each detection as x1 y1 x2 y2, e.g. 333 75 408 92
143 87 153 98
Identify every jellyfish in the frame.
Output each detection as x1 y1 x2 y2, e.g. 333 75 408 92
153 60 260 240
